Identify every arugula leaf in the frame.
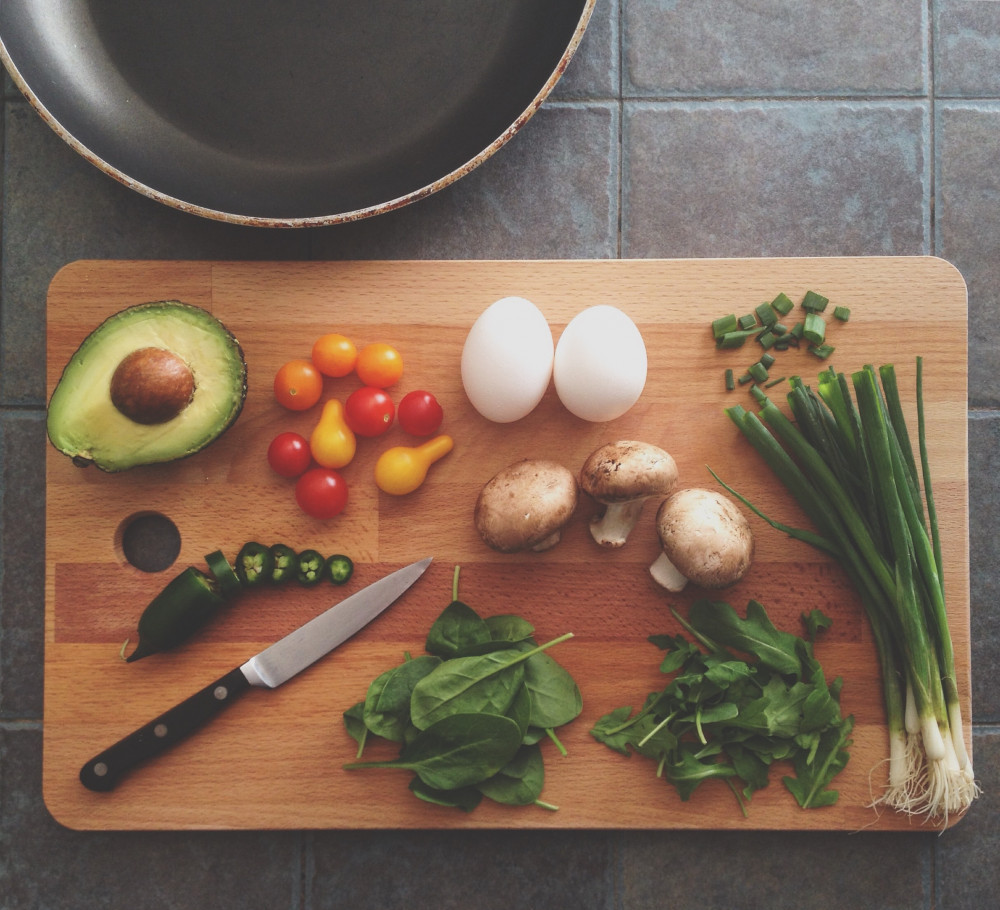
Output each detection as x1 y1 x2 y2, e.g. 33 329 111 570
591 599 853 814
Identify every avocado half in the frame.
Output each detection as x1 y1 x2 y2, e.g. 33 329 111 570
47 301 248 472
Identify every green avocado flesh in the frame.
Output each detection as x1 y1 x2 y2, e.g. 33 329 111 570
47 301 247 472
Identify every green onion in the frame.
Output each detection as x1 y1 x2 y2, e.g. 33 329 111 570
739 313 758 330
771 292 795 315
802 290 830 312
834 305 851 322
712 314 739 339
755 302 778 326
715 361 977 823
725 368 735 391
717 328 760 348
803 312 826 345
749 361 769 383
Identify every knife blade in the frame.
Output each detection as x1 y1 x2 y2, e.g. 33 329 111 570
79 556 432 792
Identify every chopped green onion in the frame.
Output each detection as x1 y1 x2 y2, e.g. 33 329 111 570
760 352 776 369
738 313 758 330
803 312 826 345
755 302 778 326
810 343 836 359
712 314 739 338
717 328 760 348
771 292 795 315
802 290 830 312
764 376 786 389
749 362 769 383
834 305 851 322
725 368 735 391
758 330 777 350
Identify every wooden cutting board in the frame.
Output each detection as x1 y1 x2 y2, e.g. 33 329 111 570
43 257 971 831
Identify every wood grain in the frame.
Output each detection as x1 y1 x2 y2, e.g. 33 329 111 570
43 257 971 831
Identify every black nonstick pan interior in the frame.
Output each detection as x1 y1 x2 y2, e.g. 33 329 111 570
0 1 593 226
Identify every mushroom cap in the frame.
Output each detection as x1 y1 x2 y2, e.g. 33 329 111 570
475 459 579 553
579 440 678 503
654 488 754 588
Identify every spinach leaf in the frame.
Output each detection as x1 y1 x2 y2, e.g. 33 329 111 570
410 634 573 731
523 651 583 730
342 702 369 757
477 743 548 807
485 614 535 643
342 568 579 812
425 599 492 658
408 777 483 813
344 712 522 790
363 655 442 742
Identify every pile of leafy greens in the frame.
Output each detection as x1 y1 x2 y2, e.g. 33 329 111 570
590 599 853 814
343 569 582 812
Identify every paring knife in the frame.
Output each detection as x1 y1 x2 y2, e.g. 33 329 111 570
80 556 432 792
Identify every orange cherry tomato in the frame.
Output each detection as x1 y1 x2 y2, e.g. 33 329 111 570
312 333 358 378
274 359 323 411
356 342 403 388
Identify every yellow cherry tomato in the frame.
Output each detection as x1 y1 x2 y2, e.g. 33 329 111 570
356 342 404 388
310 399 357 469
374 435 454 495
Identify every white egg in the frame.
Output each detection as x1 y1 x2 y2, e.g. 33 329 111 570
553 305 647 422
461 296 554 423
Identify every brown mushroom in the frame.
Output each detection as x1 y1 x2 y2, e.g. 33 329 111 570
579 440 679 548
649 488 754 591
475 459 579 553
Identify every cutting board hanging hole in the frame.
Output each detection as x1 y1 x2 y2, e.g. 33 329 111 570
116 512 181 572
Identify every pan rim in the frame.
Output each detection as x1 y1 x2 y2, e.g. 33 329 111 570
0 1 595 228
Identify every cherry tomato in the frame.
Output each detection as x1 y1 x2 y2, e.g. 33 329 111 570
295 467 349 519
397 390 444 436
309 399 357 469
274 359 323 411
267 431 312 477
355 342 403 388
345 386 395 437
312 333 357 378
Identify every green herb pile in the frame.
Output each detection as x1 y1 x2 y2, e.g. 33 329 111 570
715 361 978 822
342 568 582 812
590 599 853 814
714 289 850 395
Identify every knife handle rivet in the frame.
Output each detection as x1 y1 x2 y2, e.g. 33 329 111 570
213 685 229 701
93 762 108 778
154 723 168 738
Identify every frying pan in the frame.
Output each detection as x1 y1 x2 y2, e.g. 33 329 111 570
0 1 593 226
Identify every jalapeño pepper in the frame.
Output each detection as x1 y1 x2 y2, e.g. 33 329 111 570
296 549 326 586
124 566 224 662
326 554 354 585
269 544 298 584
235 541 275 587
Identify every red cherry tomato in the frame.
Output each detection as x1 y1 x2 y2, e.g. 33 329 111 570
397 390 444 436
344 386 396 437
295 468 349 519
267 431 313 478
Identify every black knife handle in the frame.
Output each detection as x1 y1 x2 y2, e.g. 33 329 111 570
79 666 253 792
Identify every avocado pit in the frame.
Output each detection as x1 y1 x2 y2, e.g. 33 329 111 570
110 347 195 425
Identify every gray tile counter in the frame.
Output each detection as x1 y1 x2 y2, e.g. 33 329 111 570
2 2 997 907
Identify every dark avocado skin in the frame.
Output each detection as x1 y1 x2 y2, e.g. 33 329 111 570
46 301 248 472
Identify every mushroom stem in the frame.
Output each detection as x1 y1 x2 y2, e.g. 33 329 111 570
649 551 689 591
590 498 650 548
